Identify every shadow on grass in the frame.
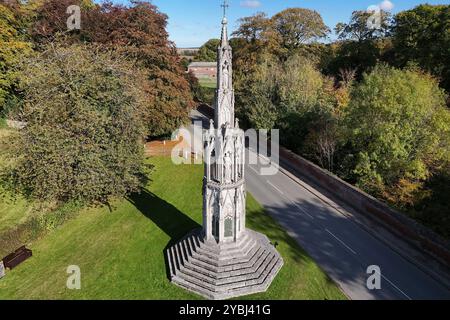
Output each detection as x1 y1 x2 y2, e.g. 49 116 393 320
127 188 201 280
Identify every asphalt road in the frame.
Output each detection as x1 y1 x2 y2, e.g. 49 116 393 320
188 110 450 300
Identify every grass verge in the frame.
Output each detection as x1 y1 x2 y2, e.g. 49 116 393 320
0 157 345 300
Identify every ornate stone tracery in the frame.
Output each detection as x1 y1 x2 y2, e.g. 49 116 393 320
166 2 283 300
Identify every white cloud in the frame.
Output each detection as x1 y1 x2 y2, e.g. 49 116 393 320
240 0 262 9
380 0 394 11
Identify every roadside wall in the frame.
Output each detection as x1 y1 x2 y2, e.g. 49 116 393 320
279 147 450 267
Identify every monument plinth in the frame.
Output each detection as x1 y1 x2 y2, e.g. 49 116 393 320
166 4 283 300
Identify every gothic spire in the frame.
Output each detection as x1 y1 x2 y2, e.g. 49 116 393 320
220 0 229 46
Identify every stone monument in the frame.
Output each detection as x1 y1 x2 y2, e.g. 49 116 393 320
166 1 283 300
0 261 5 279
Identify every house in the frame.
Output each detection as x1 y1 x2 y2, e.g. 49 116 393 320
188 62 217 79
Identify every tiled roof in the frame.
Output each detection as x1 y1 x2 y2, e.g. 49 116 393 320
188 62 217 68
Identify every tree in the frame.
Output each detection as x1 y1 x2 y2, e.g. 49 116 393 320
392 4 450 94
4 44 150 206
238 54 337 154
343 65 450 199
31 0 94 45
335 10 391 42
232 12 270 43
0 2 33 114
271 8 329 52
327 10 392 81
30 0 194 137
194 39 220 62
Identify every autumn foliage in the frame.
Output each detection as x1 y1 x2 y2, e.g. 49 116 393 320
31 0 194 137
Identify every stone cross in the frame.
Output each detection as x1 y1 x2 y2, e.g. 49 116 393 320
221 0 229 18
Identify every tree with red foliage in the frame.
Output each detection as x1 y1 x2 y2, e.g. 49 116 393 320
31 0 194 137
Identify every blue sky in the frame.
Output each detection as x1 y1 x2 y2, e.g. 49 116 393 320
108 1 449 47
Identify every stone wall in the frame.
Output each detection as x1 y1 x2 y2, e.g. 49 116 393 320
145 137 189 157
279 147 450 267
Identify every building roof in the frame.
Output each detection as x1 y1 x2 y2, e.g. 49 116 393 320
188 62 217 68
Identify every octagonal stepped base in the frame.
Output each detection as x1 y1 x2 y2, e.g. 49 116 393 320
166 228 283 300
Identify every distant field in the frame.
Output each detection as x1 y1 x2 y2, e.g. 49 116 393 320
198 77 217 89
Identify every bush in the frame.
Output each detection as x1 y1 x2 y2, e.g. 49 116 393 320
0 3 33 114
3 44 150 206
343 65 450 198
237 54 338 154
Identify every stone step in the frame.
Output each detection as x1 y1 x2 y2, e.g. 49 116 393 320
189 241 260 268
187 244 263 274
175 242 186 268
194 232 251 255
168 228 284 300
176 252 280 294
194 235 256 261
174 256 283 300
166 246 176 277
171 245 180 272
218 251 278 286
181 247 272 284
218 250 270 280
172 276 216 300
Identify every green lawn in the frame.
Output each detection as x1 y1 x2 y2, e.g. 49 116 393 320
0 157 346 300
0 118 6 129
198 77 217 89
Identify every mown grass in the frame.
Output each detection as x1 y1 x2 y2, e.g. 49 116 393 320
0 157 346 300
198 77 217 89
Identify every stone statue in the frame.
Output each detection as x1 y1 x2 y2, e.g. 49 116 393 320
224 152 232 183
222 64 230 89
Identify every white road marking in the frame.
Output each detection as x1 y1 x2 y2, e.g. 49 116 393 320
249 153 414 300
249 165 259 175
266 180 284 195
325 228 357 255
379 272 412 300
291 201 314 219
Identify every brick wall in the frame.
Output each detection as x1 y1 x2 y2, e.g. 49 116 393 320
279 147 450 267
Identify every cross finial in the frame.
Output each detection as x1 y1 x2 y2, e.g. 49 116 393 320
221 0 229 18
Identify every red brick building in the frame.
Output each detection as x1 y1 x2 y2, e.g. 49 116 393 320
188 62 217 79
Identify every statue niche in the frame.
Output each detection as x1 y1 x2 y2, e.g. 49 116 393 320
222 62 230 89
223 202 234 238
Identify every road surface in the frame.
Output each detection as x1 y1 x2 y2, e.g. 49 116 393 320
188 109 450 300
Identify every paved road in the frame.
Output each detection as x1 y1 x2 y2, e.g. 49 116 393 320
188 110 450 300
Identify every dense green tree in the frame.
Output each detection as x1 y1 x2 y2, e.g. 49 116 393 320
392 4 450 94
233 12 271 43
238 54 337 154
335 10 391 41
326 10 392 81
342 65 450 198
4 44 150 205
194 39 220 62
0 1 33 114
271 8 329 53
